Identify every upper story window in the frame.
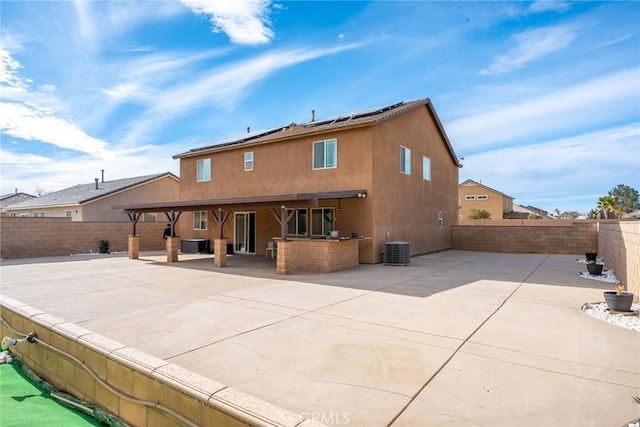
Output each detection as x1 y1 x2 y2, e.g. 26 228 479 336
244 152 253 171
477 195 488 200
313 139 337 169
465 195 476 200
400 146 411 175
65 211 72 218
423 156 431 181
193 211 208 230
196 158 211 182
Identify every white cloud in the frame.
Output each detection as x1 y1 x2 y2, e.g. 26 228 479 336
0 102 113 158
180 0 274 45
528 1 571 14
0 48 31 91
121 42 364 144
480 24 579 75
448 68 640 152
460 123 640 213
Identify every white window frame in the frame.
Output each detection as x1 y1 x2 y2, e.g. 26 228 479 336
400 146 411 175
313 138 337 170
477 195 488 200
244 151 253 171
193 211 208 230
196 158 211 182
423 156 431 181
438 211 443 228
465 195 476 200
65 211 72 218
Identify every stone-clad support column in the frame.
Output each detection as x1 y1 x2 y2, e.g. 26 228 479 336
214 238 227 268
128 235 140 259
167 236 180 263
276 240 290 275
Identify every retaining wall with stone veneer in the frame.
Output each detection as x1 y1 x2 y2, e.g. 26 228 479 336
0 296 318 427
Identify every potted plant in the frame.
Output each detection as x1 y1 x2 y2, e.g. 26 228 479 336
585 250 597 261
586 260 603 275
98 239 110 254
604 285 634 312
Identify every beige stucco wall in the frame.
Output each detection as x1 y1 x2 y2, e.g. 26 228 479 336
458 183 509 220
370 106 459 261
176 106 459 263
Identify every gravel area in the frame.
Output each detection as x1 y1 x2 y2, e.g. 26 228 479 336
582 302 640 332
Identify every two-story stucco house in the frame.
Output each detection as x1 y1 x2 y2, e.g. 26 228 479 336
124 99 461 266
458 179 514 220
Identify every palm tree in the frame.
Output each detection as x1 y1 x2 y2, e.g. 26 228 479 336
597 196 618 219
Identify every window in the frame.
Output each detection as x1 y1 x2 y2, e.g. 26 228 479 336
286 208 307 236
193 211 208 230
465 195 476 200
32 211 45 217
142 213 157 222
438 211 443 228
244 151 253 171
423 156 431 181
313 139 337 169
311 208 334 236
477 195 488 200
196 158 211 182
400 146 411 175
65 211 72 218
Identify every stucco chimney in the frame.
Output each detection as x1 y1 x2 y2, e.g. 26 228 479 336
311 110 315 122
95 178 99 189
101 169 105 183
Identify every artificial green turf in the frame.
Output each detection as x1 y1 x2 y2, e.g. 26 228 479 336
0 362 104 426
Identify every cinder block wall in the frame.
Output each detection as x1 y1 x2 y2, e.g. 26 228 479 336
598 221 640 296
0 297 310 427
452 220 597 254
277 239 359 274
0 217 166 259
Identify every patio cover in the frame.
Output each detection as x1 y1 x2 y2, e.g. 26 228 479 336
114 189 368 239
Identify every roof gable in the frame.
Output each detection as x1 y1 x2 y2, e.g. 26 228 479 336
460 179 513 199
6 172 179 210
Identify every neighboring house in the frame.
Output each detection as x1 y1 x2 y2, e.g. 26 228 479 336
122 98 462 264
504 204 541 219
524 205 550 219
458 179 514 220
0 191 36 217
560 211 582 220
6 173 180 221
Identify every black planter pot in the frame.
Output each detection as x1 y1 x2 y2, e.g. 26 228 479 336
99 246 109 254
585 252 597 261
586 263 603 275
603 291 634 312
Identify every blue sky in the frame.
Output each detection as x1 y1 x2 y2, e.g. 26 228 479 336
1 0 638 215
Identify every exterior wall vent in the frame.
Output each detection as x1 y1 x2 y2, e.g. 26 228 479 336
384 241 410 266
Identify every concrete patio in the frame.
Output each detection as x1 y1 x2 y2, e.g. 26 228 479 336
1 250 638 426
